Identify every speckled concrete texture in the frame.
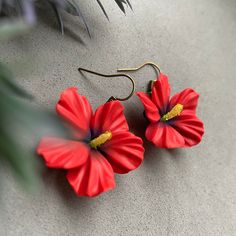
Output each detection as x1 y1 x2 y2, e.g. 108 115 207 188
0 0 236 235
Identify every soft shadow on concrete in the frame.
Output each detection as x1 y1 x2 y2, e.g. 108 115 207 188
36 3 87 45
42 167 94 209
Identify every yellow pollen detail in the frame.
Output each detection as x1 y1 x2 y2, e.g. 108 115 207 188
161 103 184 121
90 131 112 149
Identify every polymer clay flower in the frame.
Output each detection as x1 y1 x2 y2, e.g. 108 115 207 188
137 74 204 148
37 87 144 197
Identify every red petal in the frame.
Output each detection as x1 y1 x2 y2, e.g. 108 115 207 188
152 73 170 114
171 112 204 147
91 101 129 136
136 92 160 123
67 150 115 197
169 88 199 114
146 122 185 148
101 132 144 174
56 87 93 139
37 137 89 169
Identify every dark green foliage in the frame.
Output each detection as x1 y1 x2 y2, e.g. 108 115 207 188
0 63 67 189
0 0 132 190
0 0 132 35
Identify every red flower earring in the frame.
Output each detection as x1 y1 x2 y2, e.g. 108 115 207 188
118 62 204 149
37 68 144 197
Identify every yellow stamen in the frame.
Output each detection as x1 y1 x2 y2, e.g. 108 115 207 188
161 104 183 121
89 131 112 149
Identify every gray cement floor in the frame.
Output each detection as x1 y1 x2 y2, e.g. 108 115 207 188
0 0 236 235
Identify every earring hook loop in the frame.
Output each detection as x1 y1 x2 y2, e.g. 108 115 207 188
78 67 135 102
117 61 161 76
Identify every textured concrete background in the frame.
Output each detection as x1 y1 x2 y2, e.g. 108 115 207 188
0 0 236 235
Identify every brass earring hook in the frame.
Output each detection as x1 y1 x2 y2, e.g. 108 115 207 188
78 67 135 102
117 62 161 94
117 61 161 76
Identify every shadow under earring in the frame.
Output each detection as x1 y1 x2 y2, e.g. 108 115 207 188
118 62 204 149
37 68 144 197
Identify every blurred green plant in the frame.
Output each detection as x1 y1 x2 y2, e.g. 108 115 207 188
0 0 132 35
0 62 67 190
0 63 36 188
0 0 132 191
0 23 67 189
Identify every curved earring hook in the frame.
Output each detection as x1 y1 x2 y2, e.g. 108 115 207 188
117 61 161 76
117 62 161 94
78 67 135 102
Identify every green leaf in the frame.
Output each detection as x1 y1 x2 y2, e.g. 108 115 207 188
0 20 31 40
0 128 38 191
0 63 33 99
0 63 67 192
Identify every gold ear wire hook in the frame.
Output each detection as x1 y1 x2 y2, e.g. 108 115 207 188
78 67 135 102
117 62 161 93
117 61 161 76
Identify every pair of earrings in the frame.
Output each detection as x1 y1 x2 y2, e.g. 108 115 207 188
37 62 204 197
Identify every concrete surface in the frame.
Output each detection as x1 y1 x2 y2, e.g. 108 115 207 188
0 0 236 235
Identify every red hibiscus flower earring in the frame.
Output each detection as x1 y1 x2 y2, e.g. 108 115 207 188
118 62 204 149
37 68 144 197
